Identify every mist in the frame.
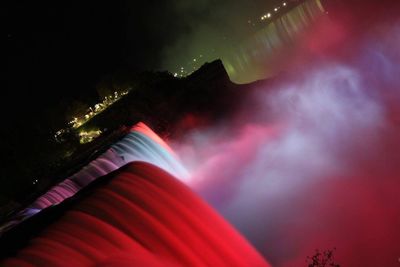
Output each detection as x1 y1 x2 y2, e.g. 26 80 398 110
171 12 400 267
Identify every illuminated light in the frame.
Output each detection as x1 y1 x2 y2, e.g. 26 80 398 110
79 129 102 144
74 121 83 128
54 88 131 141
174 73 178 77
274 7 278 12
193 58 197 62
283 2 287 6
267 13 271 18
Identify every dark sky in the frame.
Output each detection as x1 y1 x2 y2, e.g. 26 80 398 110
5 1 283 123
6 0 391 134
6 2 127 129
7 0 393 127
7 2 129 110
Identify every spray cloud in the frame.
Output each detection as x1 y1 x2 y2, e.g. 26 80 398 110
172 15 400 267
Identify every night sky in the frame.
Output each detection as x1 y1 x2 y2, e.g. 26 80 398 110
5 1 282 122
6 0 397 127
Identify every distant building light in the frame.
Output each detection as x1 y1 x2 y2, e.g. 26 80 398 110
79 129 102 144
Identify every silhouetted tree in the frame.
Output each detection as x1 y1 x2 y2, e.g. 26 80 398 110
306 248 340 267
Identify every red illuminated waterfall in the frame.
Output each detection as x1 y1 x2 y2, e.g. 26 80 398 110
2 162 270 267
